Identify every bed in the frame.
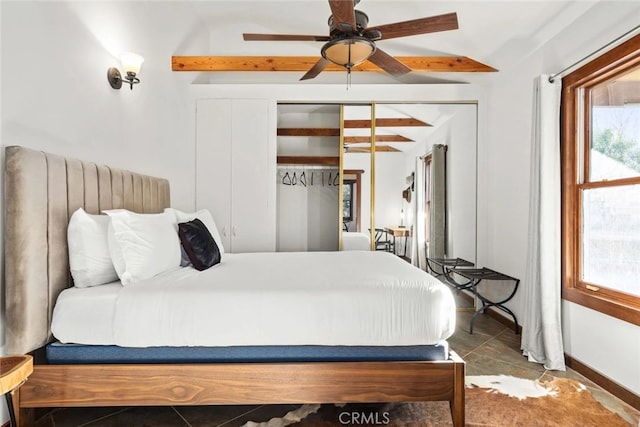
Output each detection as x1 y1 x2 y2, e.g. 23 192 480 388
4 146 465 427
342 231 372 251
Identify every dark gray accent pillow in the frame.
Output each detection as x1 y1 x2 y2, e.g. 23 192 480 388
177 218 221 271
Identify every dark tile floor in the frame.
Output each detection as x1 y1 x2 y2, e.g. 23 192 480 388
32 296 640 426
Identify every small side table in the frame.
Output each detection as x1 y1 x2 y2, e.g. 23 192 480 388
426 257 475 291
448 267 520 335
1 355 33 427
385 227 411 258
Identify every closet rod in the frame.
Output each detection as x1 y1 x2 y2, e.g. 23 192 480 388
548 24 640 83
277 164 339 170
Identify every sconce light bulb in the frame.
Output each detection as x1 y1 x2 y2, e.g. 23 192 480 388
120 52 144 75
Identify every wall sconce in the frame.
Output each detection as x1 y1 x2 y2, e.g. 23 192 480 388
107 52 144 90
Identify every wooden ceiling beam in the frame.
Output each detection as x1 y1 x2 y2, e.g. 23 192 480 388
172 56 497 73
347 146 401 153
277 129 413 143
344 118 431 128
277 128 339 137
276 156 339 166
344 135 413 143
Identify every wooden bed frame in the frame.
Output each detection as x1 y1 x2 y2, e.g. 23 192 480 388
4 146 465 426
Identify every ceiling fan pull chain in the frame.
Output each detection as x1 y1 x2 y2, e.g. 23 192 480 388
347 42 354 89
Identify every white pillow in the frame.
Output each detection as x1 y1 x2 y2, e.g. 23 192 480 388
67 208 119 288
106 219 126 279
165 208 225 254
104 209 181 286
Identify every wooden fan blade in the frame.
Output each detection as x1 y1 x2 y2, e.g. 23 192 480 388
329 0 357 32
367 48 411 76
300 57 331 80
243 33 330 42
368 12 459 40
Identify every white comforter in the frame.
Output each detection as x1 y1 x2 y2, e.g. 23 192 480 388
342 232 371 251
52 251 456 347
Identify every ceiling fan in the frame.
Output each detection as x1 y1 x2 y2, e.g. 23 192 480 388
243 0 460 81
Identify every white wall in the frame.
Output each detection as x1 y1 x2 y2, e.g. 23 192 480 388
404 104 478 263
374 153 408 231
446 106 477 262
0 1 207 211
481 1 640 394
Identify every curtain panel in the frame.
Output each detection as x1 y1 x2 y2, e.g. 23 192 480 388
521 75 565 371
429 144 447 259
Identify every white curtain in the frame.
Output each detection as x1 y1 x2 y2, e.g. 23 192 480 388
411 157 426 269
521 75 565 371
428 145 447 259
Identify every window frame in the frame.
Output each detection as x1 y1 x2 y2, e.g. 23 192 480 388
561 33 640 326
343 180 355 222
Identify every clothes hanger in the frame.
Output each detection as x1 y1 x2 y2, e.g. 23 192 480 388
300 170 307 187
282 171 292 185
292 171 297 186
332 171 339 186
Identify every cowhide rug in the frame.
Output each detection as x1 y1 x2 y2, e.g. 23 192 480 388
241 375 637 426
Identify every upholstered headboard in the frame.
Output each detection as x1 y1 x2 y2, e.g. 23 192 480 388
4 146 170 354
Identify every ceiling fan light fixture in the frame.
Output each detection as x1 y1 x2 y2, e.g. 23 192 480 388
321 36 376 69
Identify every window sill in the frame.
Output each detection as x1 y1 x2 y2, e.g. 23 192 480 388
562 287 640 327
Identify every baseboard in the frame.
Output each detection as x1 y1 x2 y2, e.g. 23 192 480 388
456 290 639 410
565 354 640 411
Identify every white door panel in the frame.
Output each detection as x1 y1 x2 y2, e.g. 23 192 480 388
231 100 272 252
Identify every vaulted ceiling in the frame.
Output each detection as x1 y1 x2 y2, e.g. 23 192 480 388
175 0 599 84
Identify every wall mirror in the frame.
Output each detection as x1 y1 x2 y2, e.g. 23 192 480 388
275 102 477 265
342 103 375 251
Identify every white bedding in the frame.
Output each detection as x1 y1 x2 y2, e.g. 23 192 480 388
52 251 455 347
51 282 122 345
342 232 371 251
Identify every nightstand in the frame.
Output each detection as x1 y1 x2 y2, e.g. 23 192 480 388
1 355 33 427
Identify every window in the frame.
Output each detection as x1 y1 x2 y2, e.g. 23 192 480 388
562 33 640 325
343 180 354 222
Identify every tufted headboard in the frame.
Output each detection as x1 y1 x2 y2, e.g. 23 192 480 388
4 146 171 354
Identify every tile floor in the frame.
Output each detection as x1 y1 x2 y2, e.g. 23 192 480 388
32 297 640 426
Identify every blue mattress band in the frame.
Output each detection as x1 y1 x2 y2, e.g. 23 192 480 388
46 342 448 364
